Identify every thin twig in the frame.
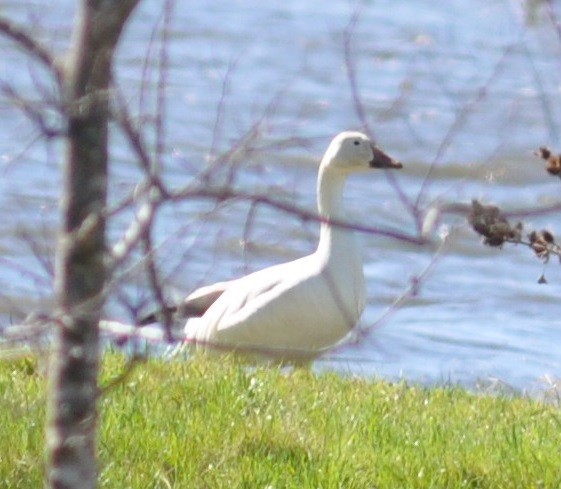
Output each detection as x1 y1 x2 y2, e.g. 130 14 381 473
343 5 370 135
98 355 144 396
0 16 62 83
0 82 63 138
346 231 451 348
343 8 419 230
414 43 515 209
154 0 175 173
207 57 240 174
171 185 426 246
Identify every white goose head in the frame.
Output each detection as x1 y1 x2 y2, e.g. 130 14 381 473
321 131 402 174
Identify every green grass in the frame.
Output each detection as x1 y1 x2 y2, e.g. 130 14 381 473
1 353 560 488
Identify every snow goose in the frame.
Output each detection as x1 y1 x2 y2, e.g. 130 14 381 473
146 131 402 363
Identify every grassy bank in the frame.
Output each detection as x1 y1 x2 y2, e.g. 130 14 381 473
1 353 560 488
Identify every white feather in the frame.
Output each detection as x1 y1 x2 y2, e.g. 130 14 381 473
181 131 402 363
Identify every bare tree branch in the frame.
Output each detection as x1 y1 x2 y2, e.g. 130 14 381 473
0 82 63 138
343 8 421 234
343 5 370 135
154 0 175 173
171 185 426 246
0 16 62 83
415 44 515 210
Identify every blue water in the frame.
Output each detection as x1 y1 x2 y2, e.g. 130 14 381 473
1 0 561 392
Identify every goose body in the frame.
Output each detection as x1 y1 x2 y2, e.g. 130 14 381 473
176 131 402 363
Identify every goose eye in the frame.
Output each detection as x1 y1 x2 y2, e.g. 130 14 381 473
353 140 360 146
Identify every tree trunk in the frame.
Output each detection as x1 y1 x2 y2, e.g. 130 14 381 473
46 2 138 488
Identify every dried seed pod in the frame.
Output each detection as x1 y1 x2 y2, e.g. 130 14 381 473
542 230 554 243
468 200 517 247
535 146 561 177
547 161 561 176
536 146 551 160
529 230 556 262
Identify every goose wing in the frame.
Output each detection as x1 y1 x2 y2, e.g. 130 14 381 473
186 256 358 361
138 279 236 325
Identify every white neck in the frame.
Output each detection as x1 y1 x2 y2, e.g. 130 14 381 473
313 164 366 322
315 166 356 260
317 166 347 219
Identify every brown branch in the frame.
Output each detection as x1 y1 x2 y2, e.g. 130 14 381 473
207 57 241 172
241 199 260 274
109 200 160 268
343 6 370 135
198 88 286 186
545 0 561 45
415 43 515 210
0 82 63 138
343 234 451 351
343 8 420 233
112 87 170 197
97 355 144 397
154 0 175 173
171 185 426 246
140 218 175 342
0 16 62 83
